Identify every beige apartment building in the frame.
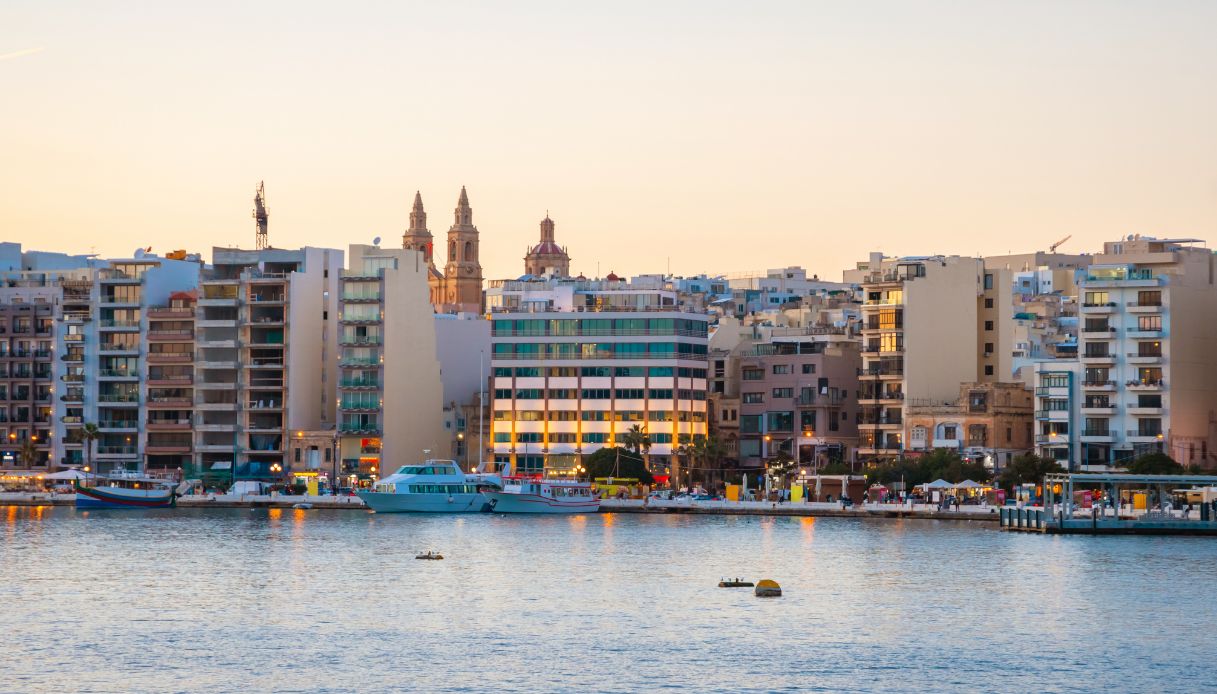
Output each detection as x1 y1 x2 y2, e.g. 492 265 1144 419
852 253 1016 461
904 382 1034 470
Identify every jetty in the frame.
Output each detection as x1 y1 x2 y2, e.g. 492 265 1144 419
1000 473 1217 535
600 497 999 521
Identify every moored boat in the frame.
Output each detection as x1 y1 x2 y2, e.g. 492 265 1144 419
486 477 600 514
355 460 501 513
75 471 177 509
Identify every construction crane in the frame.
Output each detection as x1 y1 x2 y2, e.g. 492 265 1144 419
1049 234 1071 253
253 181 269 250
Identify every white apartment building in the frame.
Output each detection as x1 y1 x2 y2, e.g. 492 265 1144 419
1035 236 1217 469
194 247 341 482
336 244 445 483
486 276 709 479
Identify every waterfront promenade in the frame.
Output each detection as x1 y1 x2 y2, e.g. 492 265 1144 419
0 490 998 520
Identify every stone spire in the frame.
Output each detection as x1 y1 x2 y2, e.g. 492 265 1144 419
453 185 474 228
540 215 556 243
402 190 434 265
524 212 571 278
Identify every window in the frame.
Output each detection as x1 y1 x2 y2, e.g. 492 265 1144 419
614 389 645 400
984 321 994 331
742 392 764 404
984 365 994 376
740 415 762 433
772 364 790 375
1137 316 1162 331
581 389 611 399
742 368 764 381
1084 291 1109 306
984 343 994 354
943 425 957 440
648 389 673 399
1138 341 1162 357
984 298 993 309
801 364 815 374
983 273 994 290
772 388 793 398
800 411 816 430
766 411 793 432
1137 290 1161 307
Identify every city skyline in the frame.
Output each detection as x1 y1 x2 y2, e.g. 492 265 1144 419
4 1 1216 280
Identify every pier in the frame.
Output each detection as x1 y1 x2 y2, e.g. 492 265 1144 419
1000 473 1217 535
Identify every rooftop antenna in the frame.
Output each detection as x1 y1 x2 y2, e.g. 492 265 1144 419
253 181 269 250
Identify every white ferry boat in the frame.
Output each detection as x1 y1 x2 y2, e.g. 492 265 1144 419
75 470 179 509
486 477 600 514
356 460 501 513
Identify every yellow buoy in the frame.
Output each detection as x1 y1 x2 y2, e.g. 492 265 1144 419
755 579 782 597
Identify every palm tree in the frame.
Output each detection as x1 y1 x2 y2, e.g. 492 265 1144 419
18 438 40 469
81 422 100 472
621 424 651 457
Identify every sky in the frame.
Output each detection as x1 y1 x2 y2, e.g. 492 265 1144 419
2 0 1216 281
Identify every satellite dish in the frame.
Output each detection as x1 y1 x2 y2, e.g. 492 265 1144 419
372 236 382 246
133 248 146 258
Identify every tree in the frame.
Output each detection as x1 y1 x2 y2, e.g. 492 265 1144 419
18 438 40 468
583 447 653 485
81 422 100 472
1126 452 1183 475
997 454 1064 489
621 425 651 457
866 450 992 488
767 451 796 488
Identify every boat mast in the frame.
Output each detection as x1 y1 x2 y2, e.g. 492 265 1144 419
478 349 485 474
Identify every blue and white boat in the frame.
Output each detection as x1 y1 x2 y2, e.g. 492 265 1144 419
75 471 178 509
486 477 600 514
356 460 501 513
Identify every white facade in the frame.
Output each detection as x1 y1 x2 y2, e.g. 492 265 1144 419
487 277 710 477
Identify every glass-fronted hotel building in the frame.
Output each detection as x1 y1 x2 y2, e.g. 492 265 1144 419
487 276 709 479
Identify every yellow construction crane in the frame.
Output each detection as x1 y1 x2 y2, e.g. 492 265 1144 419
1049 234 1071 253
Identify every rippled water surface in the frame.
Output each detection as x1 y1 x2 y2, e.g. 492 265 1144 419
3 506 1217 693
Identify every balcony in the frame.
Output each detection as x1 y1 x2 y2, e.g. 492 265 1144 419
98 370 139 380
61 374 85 383
1127 406 1163 416
1126 380 1165 391
338 336 382 346
1080 302 1117 314
61 353 84 363
147 308 194 319
145 444 192 454
147 418 192 430
245 359 285 369
148 352 194 364
1080 329 1117 339
98 343 139 354
97 393 140 404
1126 353 1162 365
1082 380 1115 390
148 329 194 342
1035 433 1070 445
60 415 83 425
99 319 140 330
147 375 193 386
339 424 382 435
98 420 139 432
1125 301 1163 313
1127 329 1163 339
60 393 84 403
1080 353 1115 366
197 338 237 349
147 396 193 407
340 379 380 389
1036 409 1070 420
95 445 138 456
1079 429 1113 443
340 357 380 367
1080 406 1117 416
1126 430 1164 443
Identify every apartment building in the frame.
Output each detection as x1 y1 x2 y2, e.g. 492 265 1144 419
144 291 196 475
904 382 1033 470
854 253 1013 462
194 247 341 482
1035 236 1217 469
0 301 56 469
336 244 444 484
486 276 709 479
736 330 860 471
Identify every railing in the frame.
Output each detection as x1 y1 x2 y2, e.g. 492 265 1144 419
1081 429 1111 437
97 394 139 403
1126 379 1165 387
1126 300 1162 308
1127 352 1162 359
96 446 138 455
149 329 194 337
338 337 381 345
98 370 138 377
491 328 709 338
99 343 138 352
1081 302 1117 308
493 352 709 361
98 420 139 429
339 358 380 366
1127 429 1163 438
99 319 140 328
340 379 380 388
1082 380 1114 387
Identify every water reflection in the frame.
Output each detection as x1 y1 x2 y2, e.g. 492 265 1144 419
1 508 1215 693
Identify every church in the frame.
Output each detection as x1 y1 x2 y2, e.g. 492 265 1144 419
402 187 574 314
401 187 484 314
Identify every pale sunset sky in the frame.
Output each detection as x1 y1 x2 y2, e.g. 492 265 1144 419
2 0 1215 281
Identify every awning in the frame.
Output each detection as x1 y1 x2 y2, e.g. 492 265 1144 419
43 469 95 481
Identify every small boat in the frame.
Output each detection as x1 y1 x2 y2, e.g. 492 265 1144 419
718 579 754 588
486 477 600 514
356 460 501 513
292 502 314 510
415 551 444 560
75 470 177 509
